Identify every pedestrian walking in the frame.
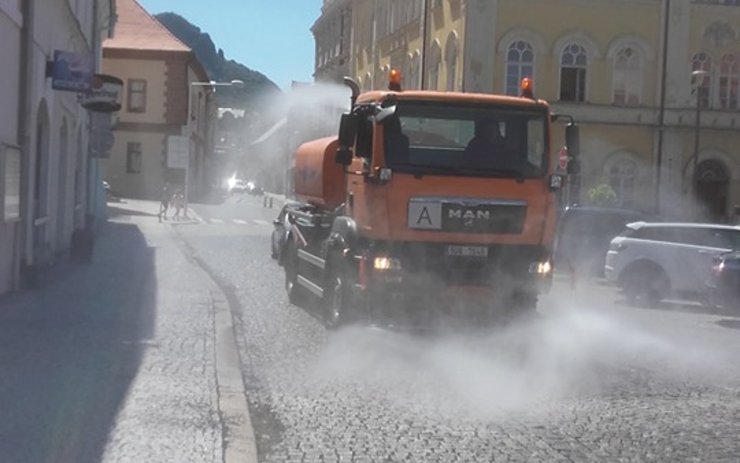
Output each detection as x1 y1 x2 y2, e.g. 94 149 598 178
158 183 171 222
172 189 185 220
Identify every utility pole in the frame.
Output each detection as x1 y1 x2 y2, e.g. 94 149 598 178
654 0 670 215
419 0 430 90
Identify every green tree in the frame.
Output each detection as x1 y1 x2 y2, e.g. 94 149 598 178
586 183 618 207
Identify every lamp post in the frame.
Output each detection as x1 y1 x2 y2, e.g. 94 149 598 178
185 79 244 216
690 69 708 202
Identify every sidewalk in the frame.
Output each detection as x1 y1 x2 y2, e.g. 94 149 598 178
0 199 254 463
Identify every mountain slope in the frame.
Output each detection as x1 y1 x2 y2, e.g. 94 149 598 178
155 12 280 105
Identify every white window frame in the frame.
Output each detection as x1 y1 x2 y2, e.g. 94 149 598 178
504 40 535 96
612 46 643 105
719 53 739 110
559 43 589 103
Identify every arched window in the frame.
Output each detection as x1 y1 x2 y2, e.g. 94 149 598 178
613 47 642 105
691 52 712 108
364 72 373 91
428 41 442 90
560 43 588 102
505 41 534 96
445 33 458 91
608 159 638 208
408 51 420 90
719 54 739 110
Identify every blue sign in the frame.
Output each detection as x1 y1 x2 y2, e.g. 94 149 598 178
51 51 92 92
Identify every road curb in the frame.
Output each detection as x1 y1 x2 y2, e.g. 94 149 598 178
168 226 258 463
212 291 258 463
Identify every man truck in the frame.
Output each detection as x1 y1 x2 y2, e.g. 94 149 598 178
281 72 579 327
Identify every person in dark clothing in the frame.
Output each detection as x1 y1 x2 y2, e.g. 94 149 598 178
464 120 507 167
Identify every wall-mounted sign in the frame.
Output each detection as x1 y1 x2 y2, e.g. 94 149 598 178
80 74 123 112
167 136 190 170
50 51 93 92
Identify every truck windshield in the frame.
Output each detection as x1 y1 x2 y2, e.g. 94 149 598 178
384 102 548 178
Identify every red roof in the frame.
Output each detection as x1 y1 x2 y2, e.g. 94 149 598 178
104 0 190 52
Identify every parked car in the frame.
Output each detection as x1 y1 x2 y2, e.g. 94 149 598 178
271 200 303 260
605 222 740 305
705 251 740 313
554 206 646 277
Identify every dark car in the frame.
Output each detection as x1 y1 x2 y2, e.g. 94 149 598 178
705 251 740 313
271 201 303 260
555 205 647 278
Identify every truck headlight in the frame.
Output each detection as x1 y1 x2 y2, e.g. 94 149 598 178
373 256 401 271
529 260 552 275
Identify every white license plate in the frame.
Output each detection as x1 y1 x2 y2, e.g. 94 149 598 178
445 245 488 257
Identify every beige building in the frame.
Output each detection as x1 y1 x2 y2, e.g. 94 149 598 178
312 0 353 83
103 0 212 201
315 0 740 222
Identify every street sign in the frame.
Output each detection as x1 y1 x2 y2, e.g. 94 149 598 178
167 136 189 170
558 146 569 171
50 51 93 92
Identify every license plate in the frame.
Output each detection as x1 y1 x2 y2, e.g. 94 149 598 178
445 245 488 257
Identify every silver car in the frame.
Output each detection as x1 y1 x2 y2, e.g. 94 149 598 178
605 222 740 305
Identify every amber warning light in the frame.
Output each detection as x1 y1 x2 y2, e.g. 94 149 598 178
520 77 534 99
388 69 402 91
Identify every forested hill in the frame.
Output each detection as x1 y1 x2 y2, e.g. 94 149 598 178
156 12 281 105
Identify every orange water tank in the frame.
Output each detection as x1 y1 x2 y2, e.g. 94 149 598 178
293 137 346 209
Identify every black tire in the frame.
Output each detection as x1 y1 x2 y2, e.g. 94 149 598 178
323 257 354 329
621 264 669 307
284 240 307 306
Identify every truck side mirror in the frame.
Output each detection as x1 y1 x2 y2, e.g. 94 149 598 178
338 113 358 148
565 124 580 158
336 113 358 166
567 159 581 176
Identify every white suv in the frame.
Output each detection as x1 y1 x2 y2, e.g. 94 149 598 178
605 222 740 305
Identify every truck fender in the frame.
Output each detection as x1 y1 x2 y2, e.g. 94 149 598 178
327 216 358 253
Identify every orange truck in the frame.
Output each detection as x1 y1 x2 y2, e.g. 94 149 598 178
282 71 579 326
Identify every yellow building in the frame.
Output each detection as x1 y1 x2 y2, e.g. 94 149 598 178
102 0 212 200
317 0 740 222
312 0 353 83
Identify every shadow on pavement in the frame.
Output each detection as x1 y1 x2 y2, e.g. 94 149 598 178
0 221 156 463
107 203 158 218
716 319 740 330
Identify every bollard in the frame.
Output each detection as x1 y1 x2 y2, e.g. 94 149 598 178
269 197 274 208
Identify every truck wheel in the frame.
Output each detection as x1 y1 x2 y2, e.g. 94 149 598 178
284 241 306 306
324 261 353 329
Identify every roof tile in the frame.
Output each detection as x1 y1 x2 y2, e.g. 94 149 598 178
103 0 190 52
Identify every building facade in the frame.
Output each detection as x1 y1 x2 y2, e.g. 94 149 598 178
315 0 740 222
312 0 353 83
102 0 212 201
0 0 115 293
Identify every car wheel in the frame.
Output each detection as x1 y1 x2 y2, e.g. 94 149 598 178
284 240 307 306
621 264 669 307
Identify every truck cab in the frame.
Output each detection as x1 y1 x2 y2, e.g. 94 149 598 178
284 73 579 326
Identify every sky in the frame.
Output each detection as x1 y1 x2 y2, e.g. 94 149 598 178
137 0 323 90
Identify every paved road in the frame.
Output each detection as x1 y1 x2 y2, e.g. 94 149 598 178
183 195 740 462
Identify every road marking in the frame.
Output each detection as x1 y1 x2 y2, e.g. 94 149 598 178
232 219 248 225
253 219 269 226
186 208 205 223
209 218 225 224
